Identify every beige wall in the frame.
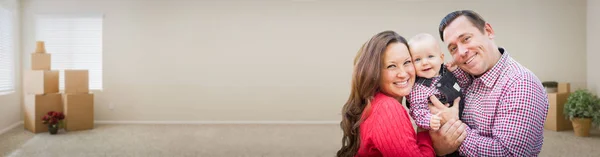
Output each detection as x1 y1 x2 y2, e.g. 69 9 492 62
0 0 20 131
589 0 600 95
20 0 587 122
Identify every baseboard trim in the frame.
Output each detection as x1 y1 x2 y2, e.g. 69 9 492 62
0 121 23 135
95 120 339 125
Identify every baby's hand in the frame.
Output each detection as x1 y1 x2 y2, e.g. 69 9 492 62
430 113 441 131
445 60 458 72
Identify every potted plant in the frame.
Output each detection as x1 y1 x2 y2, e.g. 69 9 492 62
41 111 65 134
564 89 600 137
542 81 558 93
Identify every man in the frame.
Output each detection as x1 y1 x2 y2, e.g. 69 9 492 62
428 10 549 156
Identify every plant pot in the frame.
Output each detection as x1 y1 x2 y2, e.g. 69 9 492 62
571 118 592 137
545 87 557 93
48 124 58 135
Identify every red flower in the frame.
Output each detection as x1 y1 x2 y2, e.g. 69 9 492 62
41 111 65 125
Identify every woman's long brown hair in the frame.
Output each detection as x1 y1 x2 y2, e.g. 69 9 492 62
336 31 408 157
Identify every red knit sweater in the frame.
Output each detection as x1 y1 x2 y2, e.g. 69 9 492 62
356 92 435 157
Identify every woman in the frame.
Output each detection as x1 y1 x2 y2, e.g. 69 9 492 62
337 31 434 157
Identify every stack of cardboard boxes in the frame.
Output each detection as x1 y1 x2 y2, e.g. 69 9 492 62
545 83 573 131
24 41 62 133
63 69 94 131
23 41 95 133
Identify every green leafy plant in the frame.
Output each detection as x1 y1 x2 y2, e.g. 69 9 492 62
564 89 600 126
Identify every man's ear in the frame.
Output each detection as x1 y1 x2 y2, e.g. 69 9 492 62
484 23 495 39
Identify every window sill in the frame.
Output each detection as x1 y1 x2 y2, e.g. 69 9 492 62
0 90 15 96
58 89 104 93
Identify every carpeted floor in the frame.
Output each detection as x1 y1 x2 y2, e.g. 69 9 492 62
1 124 600 157
1 124 340 157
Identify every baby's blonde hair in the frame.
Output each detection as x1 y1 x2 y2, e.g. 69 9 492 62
408 33 442 54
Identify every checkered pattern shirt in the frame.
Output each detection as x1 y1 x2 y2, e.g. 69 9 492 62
454 48 549 157
407 74 447 130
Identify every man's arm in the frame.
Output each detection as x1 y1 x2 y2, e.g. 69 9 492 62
428 119 468 155
427 97 466 155
428 96 460 126
459 77 548 157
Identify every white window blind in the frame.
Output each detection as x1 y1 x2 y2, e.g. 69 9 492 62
35 14 103 90
0 7 14 93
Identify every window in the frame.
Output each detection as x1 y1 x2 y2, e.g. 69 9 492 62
35 14 103 90
0 7 14 93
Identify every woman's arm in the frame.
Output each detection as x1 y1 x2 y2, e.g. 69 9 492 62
370 99 435 157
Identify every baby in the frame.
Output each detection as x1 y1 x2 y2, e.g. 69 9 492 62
406 33 465 131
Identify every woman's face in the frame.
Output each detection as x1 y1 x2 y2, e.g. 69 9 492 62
379 42 416 98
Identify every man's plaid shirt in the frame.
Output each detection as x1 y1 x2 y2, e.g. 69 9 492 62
454 48 549 157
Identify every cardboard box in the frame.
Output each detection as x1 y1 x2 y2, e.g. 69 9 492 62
31 53 51 70
24 70 59 94
63 93 94 131
558 83 570 94
35 41 46 53
23 93 63 133
65 70 89 94
545 92 573 131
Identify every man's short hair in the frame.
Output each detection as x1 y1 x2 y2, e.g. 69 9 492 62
438 10 487 41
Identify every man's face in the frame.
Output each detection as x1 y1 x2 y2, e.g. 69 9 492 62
443 16 496 76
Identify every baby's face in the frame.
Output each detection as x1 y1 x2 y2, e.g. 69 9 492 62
411 46 444 78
